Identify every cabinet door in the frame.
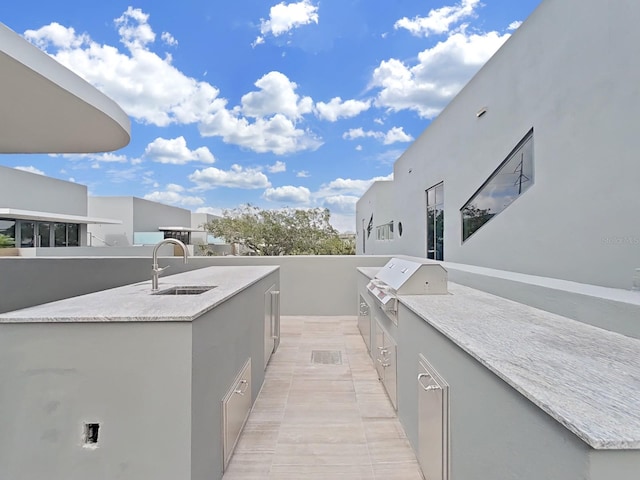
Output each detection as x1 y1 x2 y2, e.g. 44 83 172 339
417 354 449 480
222 358 252 471
383 335 397 409
374 319 386 381
264 285 276 369
358 295 371 352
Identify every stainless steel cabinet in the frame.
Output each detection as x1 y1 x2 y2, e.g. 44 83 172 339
222 358 252 471
417 354 449 480
264 284 280 369
358 295 371 353
375 319 397 409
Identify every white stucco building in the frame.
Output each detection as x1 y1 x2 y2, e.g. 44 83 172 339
356 0 640 290
0 165 122 249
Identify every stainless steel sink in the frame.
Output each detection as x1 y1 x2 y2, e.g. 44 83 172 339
153 286 217 295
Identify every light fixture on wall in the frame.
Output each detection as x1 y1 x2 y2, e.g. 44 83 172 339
476 107 488 118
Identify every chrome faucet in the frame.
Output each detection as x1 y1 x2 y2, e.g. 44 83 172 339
152 238 189 290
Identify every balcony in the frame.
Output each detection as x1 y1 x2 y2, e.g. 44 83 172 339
1 254 639 480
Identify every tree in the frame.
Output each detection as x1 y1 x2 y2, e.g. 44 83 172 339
204 205 355 256
0 234 15 248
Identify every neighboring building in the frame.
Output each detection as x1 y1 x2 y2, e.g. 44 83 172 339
356 0 640 290
87 196 192 247
87 199 233 255
0 165 121 248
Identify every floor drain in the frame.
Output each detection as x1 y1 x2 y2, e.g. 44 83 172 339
311 350 343 365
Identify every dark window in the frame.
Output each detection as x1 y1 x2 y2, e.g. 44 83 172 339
67 224 79 247
163 231 190 244
0 219 16 244
84 423 100 444
426 183 444 260
54 223 81 247
38 222 51 247
461 130 534 241
20 222 35 247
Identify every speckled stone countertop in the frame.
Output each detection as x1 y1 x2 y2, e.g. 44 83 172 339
358 267 640 449
399 283 640 450
0 266 278 323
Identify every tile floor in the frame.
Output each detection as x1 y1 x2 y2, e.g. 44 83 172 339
222 315 424 480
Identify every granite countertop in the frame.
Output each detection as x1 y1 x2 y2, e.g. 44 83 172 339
0 265 278 323
400 283 640 450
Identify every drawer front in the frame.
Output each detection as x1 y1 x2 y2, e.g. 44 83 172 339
222 358 252 470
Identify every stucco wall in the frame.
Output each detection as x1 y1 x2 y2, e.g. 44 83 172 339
357 0 640 289
191 271 277 479
132 197 191 232
0 164 87 216
87 196 135 246
87 197 192 246
395 302 592 480
356 181 395 256
0 255 390 316
0 321 192 480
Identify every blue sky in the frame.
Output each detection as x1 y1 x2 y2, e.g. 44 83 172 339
1 0 541 232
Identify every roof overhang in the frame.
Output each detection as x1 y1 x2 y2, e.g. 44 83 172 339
0 208 122 225
0 23 131 153
158 226 202 232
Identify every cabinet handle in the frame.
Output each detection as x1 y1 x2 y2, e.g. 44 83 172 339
418 372 441 391
234 379 249 396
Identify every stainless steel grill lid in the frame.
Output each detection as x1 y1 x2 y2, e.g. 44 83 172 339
366 258 448 319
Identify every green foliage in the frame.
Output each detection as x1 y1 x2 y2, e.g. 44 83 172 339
204 205 355 256
0 234 15 248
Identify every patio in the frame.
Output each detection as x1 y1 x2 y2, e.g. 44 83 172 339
222 315 423 479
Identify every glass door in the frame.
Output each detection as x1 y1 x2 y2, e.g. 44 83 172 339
426 182 444 260
37 222 51 247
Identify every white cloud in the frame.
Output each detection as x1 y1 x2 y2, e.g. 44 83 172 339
14 166 45 175
262 185 311 204
296 170 310 178
343 128 381 141
315 97 371 122
24 9 320 155
507 21 523 31
394 0 480 37
383 126 414 145
199 110 322 155
195 206 224 216
89 152 129 163
258 0 319 41
327 212 356 233
321 194 359 214
115 7 155 50
144 136 215 165
144 184 205 207
189 165 271 190
316 174 394 199
355 145 363 151
371 30 511 118
241 71 313 120
312 174 394 232
343 127 413 144
267 161 287 173
161 31 178 46
58 152 129 164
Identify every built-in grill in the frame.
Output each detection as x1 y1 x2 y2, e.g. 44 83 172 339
367 257 448 324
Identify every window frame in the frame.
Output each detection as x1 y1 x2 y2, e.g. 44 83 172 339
460 129 534 242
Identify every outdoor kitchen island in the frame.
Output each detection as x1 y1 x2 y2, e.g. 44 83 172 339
358 263 640 480
0 265 280 480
